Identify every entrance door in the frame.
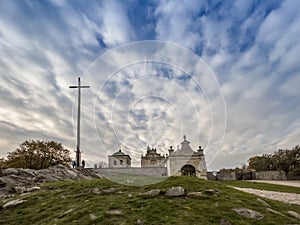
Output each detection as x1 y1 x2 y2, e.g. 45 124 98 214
181 164 196 176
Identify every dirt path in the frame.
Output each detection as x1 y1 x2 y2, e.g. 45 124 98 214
233 187 300 205
246 180 300 188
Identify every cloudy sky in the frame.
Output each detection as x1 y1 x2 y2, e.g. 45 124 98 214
0 0 299 170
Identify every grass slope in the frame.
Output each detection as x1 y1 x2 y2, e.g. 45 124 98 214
0 176 299 225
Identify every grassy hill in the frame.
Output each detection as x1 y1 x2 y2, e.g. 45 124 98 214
0 176 299 225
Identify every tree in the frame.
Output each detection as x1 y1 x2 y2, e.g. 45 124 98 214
4 140 71 169
272 146 300 174
248 154 273 171
248 145 300 174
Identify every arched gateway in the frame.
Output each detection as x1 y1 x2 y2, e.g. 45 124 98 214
181 164 196 176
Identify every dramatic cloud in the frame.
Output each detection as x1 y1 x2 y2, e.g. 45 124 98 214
0 0 299 170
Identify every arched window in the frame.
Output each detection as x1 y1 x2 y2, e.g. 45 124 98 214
114 160 117 165
120 160 123 165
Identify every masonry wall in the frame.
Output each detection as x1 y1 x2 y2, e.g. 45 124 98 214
254 171 287 180
97 167 167 177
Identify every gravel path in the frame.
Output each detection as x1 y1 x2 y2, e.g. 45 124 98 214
233 187 300 205
246 180 300 188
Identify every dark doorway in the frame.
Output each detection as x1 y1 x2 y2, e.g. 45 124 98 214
181 164 196 176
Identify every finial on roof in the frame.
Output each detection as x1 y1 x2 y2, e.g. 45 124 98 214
183 135 186 141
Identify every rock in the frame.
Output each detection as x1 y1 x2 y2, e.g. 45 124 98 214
26 186 41 192
0 166 101 199
2 168 19 175
288 211 300 220
166 186 185 197
232 208 264 220
128 194 133 197
90 188 101 194
266 207 285 216
106 209 122 215
204 189 220 195
187 192 203 197
137 219 144 225
59 208 75 218
219 218 232 225
103 188 115 193
145 189 161 196
3 199 27 208
0 180 6 187
265 207 285 217
13 186 27 194
89 214 97 220
257 198 270 207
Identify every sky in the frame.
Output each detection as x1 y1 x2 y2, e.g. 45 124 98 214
0 0 299 170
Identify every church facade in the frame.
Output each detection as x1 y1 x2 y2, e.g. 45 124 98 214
165 136 207 177
141 146 166 167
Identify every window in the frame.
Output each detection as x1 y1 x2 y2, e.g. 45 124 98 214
120 160 123 165
114 160 117 165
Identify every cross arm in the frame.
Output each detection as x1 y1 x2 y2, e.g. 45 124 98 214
69 86 90 88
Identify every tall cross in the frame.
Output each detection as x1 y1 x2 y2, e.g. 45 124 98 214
69 77 90 168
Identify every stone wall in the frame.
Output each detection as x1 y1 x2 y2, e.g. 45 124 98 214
97 167 167 177
206 170 289 181
254 171 287 180
206 172 237 180
216 172 236 180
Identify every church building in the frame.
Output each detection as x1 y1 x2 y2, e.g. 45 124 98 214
141 146 166 167
108 149 131 168
107 136 207 177
165 135 207 177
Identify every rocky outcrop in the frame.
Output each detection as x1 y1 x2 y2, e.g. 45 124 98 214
0 165 101 198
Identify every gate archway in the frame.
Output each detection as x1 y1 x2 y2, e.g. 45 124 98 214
181 164 196 176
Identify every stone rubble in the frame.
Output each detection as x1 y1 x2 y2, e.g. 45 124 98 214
0 165 101 199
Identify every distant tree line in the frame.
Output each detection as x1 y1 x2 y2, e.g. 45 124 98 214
248 145 300 176
0 140 71 170
217 145 300 177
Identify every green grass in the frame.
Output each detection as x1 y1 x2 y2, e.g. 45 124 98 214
0 177 299 225
218 180 300 194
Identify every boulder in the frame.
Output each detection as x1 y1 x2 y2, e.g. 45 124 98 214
166 186 185 197
288 211 300 220
266 207 285 217
105 209 122 215
3 199 27 208
145 189 161 196
232 208 264 220
103 188 115 193
90 188 101 194
257 198 270 207
219 218 232 225
187 191 203 197
204 189 220 195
